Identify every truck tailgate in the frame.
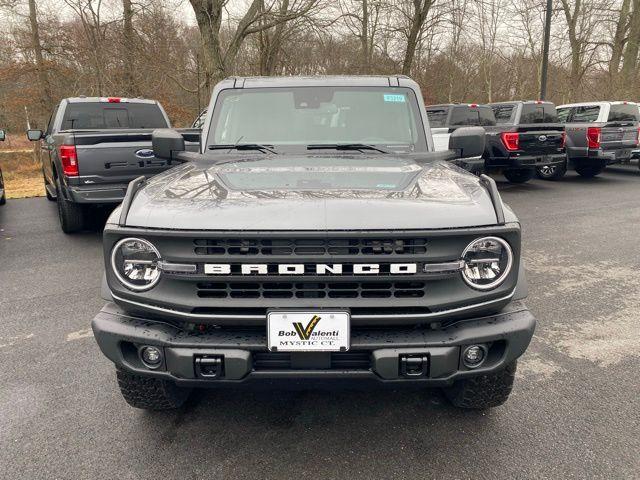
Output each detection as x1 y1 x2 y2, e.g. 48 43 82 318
516 124 564 155
601 123 638 150
71 129 200 185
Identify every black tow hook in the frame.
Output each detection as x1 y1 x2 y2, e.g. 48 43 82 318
195 355 224 378
399 354 429 378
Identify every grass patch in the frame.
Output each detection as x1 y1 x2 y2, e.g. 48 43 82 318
0 149 45 199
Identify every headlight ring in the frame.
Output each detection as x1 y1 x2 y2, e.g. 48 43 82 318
461 236 513 291
110 237 161 291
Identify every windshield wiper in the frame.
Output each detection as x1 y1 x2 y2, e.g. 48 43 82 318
307 143 390 154
208 144 278 154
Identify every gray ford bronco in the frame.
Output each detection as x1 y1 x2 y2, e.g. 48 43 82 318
91 76 535 410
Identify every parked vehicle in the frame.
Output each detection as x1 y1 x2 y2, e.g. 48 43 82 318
27 97 200 233
487 101 566 183
0 129 5 205
92 76 535 412
540 101 640 179
426 102 566 183
425 103 493 172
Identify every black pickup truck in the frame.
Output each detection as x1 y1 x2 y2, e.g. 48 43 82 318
487 101 566 183
426 102 565 183
27 97 199 233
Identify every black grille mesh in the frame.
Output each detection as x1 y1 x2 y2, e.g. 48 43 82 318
196 281 426 299
194 238 427 256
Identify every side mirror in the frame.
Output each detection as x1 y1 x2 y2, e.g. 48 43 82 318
27 129 44 141
152 128 185 161
448 126 486 158
0 129 5 141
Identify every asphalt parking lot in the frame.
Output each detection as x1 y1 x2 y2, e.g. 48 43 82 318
1 167 639 479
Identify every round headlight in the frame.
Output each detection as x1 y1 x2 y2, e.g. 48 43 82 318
461 236 513 290
111 238 161 291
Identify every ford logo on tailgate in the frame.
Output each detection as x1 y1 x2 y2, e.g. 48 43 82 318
538 135 547 142
135 149 155 159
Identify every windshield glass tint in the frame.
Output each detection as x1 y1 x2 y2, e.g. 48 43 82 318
570 106 600 123
449 106 496 126
608 104 640 122
61 103 168 130
208 87 426 151
426 108 449 127
520 104 558 123
492 104 516 124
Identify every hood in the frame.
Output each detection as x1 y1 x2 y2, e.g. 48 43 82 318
124 155 500 230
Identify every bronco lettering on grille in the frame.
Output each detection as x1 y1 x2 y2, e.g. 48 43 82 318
203 263 418 275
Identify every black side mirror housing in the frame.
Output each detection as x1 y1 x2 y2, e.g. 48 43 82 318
448 126 486 158
27 129 43 141
0 129 5 141
152 128 185 161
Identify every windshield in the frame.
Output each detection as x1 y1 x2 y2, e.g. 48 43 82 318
207 87 427 152
61 103 168 130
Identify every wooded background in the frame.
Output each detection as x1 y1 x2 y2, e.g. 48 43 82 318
0 0 639 130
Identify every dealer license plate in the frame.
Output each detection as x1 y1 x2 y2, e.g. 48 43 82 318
267 311 350 352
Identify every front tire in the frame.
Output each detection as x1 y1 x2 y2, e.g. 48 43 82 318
116 369 191 410
575 164 605 178
443 361 517 409
503 168 535 184
55 178 85 233
536 163 567 180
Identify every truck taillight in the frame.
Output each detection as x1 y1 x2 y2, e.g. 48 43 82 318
637 127 640 146
560 131 566 148
59 145 79 176
587 127 601 149
500 132 519 151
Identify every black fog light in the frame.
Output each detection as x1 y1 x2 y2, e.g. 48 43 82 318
140 346 163 369
462 345 486 368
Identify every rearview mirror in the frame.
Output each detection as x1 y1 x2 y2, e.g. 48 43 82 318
152 128 185 161
448 126 485 158
0 129 5 141
27 129 43 141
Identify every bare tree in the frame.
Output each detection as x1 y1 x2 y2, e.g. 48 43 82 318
189 0 316 87
621 0 640 90
122 0 138 95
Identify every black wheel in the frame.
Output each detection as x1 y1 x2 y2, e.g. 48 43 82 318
443 361 517 409
55 177 85 233
536 163 567 180
575 164 605 178
116 369 191 410
503 168 535 184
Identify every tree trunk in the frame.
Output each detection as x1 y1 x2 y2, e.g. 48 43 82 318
28 0 53 113
622 0 640 89
401 0 433 76
609 0 631 77
361 0 370 73
122 0 138 96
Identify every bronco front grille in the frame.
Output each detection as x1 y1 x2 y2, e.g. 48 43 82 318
196 281 426 299
193 237 427 256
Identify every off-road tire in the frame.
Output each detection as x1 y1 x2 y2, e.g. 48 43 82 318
116 369 191 411
56 178 85 233
443 361 517 409
503 168 535 184
575 164 605 178
536 164 567 180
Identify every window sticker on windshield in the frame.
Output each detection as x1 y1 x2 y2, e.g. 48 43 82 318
383 94 406 103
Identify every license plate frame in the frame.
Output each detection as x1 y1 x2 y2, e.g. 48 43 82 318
267 310 350 352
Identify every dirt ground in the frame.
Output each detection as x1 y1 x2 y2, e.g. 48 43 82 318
0 135 44 199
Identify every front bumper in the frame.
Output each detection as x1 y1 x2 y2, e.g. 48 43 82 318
92 301 536 387
486 153 566 170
